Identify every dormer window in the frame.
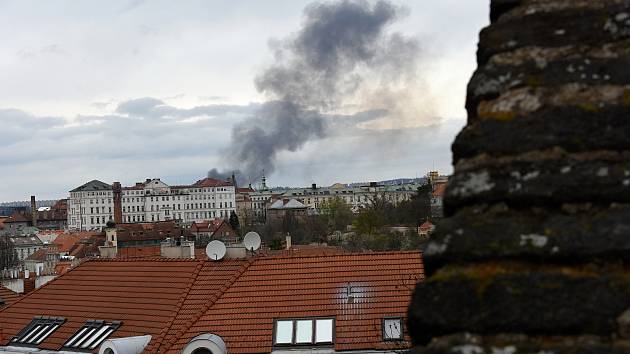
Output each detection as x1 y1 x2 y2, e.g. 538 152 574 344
63 320 121 350
274 318 334 346
12 316 66 345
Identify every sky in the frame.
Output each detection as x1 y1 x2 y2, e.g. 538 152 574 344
0 0 489 202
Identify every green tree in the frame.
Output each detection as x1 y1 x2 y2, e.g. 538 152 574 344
320 197 353 232
352 208 385 236
372 184 433 226
229 211 240 235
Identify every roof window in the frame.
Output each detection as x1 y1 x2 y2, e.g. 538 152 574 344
63 320 121 350
274 318 334 346
12 316 66 345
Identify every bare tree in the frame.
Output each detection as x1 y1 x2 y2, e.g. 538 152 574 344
0 234 18 276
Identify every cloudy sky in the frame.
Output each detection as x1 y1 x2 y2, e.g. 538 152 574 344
0 0 489 201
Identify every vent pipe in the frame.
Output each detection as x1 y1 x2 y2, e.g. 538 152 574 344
286 233 292 250
181 334 227 354
98 335 152 354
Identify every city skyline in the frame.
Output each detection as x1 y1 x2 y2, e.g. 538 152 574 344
0 1 489 200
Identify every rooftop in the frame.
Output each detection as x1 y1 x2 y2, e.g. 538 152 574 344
70 180 112 193
0 251 423 353
0 285 21 309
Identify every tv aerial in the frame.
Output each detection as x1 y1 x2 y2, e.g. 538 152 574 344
206 240 227 261
243 232 261 252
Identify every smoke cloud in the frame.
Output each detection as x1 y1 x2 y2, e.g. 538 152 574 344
209 0 423 185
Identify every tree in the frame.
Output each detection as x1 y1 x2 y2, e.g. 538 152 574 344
0 234 18 273
352 208 385 236
366 184 433 226
229 211 240 235
319 197 353 232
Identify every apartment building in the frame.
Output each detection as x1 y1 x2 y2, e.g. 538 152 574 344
282 181 423 213
67 178 236 231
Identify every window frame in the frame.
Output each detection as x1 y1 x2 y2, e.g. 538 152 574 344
62 320 122 351
381 317 404 342
11 316 66 347
273 317 335 347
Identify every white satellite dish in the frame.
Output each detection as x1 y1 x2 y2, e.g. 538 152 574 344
243 232 261 251
206 240 227 261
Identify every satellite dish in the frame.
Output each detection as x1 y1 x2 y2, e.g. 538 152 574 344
206 240 227 261
243 232 261 251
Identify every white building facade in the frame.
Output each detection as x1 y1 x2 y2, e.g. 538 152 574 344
281 182 424 213
67 178 236 231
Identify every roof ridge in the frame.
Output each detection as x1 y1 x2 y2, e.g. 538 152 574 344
158 259 254 353
147 259 206 353
86 257 201 262
260 249 422 260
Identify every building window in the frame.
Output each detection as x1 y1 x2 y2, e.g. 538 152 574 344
382 317 403 341
274 318 334 345
63 320 121 350
12 316 66 345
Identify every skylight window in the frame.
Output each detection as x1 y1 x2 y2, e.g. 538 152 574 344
274 318 334 345
63 320 121 350
12 317 66 345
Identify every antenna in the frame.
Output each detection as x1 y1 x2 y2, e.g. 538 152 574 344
243 232 261 252
205 240 227 261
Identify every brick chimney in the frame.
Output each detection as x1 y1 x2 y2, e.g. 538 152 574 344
23 271 35 294
30 196 37 227
112 182 123 224
408 0 630 351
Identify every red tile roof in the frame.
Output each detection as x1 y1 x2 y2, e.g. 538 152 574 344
167 252 423 353
0 252 424 354
267 244 346 256
5 212 29 223
25 248 49 261
432 182 447 198
419 220 435 231
0 258 246 352
117 246 162 258
51 199 68 212
192 178 233 188
236 187 255 193
190 219 224 233
54 261 74 275
53 233 92 253
0 285 20 308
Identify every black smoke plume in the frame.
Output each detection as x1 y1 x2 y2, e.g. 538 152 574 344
209 0 420 185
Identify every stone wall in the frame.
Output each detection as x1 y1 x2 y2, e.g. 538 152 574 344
408 0 630 352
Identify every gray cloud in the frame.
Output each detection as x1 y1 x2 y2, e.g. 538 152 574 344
115 97 259 120
0 99 456 201
0 109 65 147
213 0 424 184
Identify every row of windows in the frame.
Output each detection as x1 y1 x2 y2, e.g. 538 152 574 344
273 317 403 346
12 317 119 350
121 193 234 204
275 318 333 345
122 187 233 196
70 191 112 198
